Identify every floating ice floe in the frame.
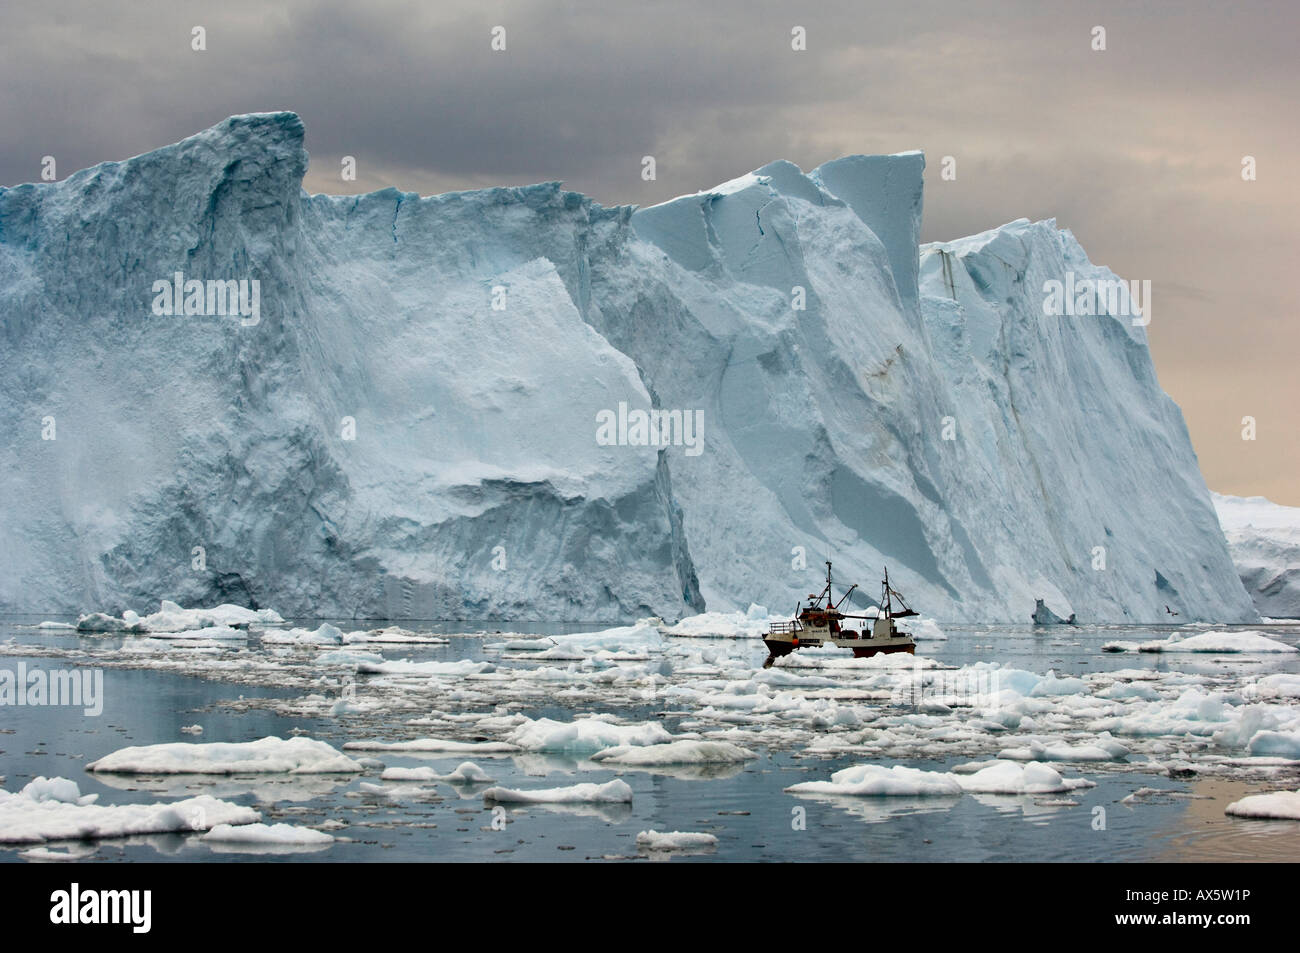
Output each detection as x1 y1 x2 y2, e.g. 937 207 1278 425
356 780 438 800
201 822 334 845
1088 687 1236 738
590 740 756 765
661 605 773 639
506 715 674 754
76 601 284 634
636 830 718 849
786 764 963 797
344 738 519 753
379 761 495 783
1253 674 1300 699
495 622 663 658
262 623 450 646
1224 789 1300 820
1244 730 1300 759
355 658 495 676
787 760 1094 798
315 648 386 667
262 624 345 646
442 761 495 782
997 735 1129 762
346 626 449 644
1102 631 1297 654
0 777 259 844
482 779 634 804
952 760 1096 795
87 736 363 774
138 626 248 641
74 612 145 632
116 636 229 654
378 766 440 781
909 618 949 641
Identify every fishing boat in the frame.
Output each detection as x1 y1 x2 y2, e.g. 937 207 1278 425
762 561 917 668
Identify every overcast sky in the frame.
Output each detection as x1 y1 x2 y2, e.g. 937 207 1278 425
3 0 1295 502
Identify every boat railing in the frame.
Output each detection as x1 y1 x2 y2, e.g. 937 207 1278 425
768 620 804 635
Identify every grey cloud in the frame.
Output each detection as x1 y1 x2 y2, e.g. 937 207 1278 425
1 0 1295 501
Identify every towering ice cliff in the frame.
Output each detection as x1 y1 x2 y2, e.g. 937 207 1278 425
1212 493 1300 618
0 112 1257 622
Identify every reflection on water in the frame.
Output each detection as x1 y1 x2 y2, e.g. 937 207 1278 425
506 801 636 825
789 792 962 825
1154 778 1300 862
2 621 1298 862
968 792 1075 822
89 772 351 803
203 840 335 857
589 761 748 782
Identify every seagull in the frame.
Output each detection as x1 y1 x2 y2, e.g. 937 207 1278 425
1165 605 1179 617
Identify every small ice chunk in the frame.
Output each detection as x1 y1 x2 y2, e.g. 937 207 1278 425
507 716 673 754
636 830 718 849
443 762 495 783
201 822 334 845
785 764 963 797
590 740 755 765
954 760 1095 795
379 762 496 783
482 779 634 804
1225 790 1300 820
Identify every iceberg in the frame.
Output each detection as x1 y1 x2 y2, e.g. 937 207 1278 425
0 112 1254 623
1212 493 1300 619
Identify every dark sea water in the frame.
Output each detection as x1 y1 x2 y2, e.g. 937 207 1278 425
2 618 1298 863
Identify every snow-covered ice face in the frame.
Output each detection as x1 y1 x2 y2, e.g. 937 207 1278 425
595 403 705 457
0 114 1258 630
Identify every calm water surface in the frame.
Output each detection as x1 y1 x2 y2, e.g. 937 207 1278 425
2 618 1297 862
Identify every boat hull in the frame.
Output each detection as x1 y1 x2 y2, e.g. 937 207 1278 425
762 639 797 659
762 633 915 666
850 642 915 658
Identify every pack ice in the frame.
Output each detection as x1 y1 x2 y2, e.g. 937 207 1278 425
0 112 1255 623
